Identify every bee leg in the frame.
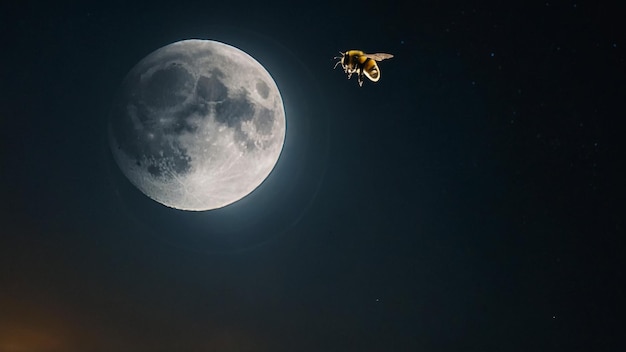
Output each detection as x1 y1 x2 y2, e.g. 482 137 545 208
358 73 364 86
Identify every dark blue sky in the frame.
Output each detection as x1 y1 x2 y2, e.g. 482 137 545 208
1 1 624 351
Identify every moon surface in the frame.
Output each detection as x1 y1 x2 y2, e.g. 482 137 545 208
108 40 286 211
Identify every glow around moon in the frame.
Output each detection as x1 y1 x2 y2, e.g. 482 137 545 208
108 40 286 211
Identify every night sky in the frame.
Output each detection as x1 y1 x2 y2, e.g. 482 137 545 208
1 1 625 351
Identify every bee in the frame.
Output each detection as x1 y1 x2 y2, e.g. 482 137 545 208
334 50 394 86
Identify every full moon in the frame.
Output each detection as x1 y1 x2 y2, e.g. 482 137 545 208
108 39 286 211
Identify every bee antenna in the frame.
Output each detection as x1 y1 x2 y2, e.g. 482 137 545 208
333 51 345 60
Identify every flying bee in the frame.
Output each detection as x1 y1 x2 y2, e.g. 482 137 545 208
333 50 394 86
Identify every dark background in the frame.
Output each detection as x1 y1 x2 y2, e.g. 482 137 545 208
1 1 624 351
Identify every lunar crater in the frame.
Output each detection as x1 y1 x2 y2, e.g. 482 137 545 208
141 65 194 108
196 74 228 102
214 91 254 127
142 144 192 178
256 80 269 99
254 107 275 135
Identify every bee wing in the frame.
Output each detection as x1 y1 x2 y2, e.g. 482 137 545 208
365 53 394 61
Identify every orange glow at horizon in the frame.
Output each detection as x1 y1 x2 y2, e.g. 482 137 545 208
0 326 70 352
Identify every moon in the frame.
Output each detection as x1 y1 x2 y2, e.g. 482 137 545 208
108 39 286 211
